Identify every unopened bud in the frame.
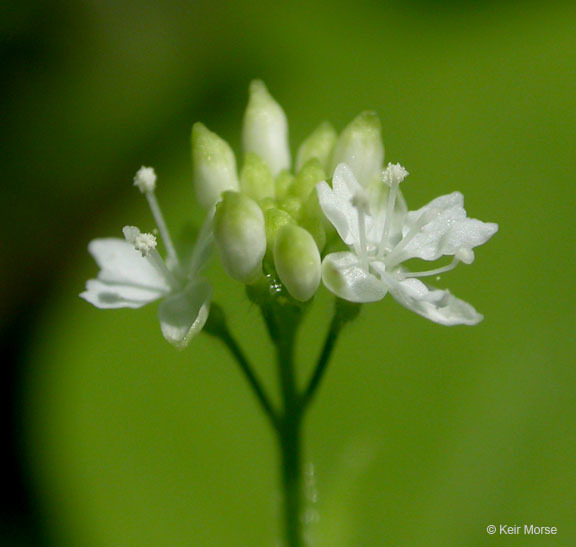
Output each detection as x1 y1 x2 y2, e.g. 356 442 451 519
289 158 326 201
264 207 295 249
275 170 295 202
331 111 384 187
296 122 337 173
242 80 291 176
274 225 321 302
299 191 327 251
192 123 239 208
240 153 275 201
213 191 266 283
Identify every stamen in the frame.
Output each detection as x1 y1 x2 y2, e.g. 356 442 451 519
385 210 431 267
123 225 179 288
147 249 180 289
131 167 180 270
456 248 475 264
379 181 398 254
123 226 157 256
379 163 407 255
144 191 180 269
401 257 460 279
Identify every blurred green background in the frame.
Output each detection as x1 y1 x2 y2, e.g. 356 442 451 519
2 0 575 545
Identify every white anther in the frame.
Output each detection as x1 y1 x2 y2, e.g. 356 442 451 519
382 163 409 186
133 166 157 193
123 225 157 256
456 248 475 264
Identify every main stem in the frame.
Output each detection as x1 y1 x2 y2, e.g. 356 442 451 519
275 326 304 547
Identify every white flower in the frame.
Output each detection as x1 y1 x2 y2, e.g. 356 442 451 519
317 163 498 325
81 167 213 348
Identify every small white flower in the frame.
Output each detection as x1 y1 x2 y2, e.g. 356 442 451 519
81 169 213 348
317 163 498 325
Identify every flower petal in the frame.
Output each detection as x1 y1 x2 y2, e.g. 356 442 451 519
395 192 498 262
158 279 212 349
387 277 483 325
316 164 364 247
322 252 387 303
80 279 163 309
88 238 171 291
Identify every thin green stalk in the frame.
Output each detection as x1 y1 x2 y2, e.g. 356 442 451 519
204 303 279 429
300 312 342 412
301 298 361 411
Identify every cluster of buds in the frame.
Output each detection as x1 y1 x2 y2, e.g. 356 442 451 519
82 80 497 348
192 80 384 302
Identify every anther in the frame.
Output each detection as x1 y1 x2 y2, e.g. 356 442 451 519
123 225 157 257
133 166 157 193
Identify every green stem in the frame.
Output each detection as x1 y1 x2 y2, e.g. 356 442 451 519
276 326 304 547
204 303 279 429
301 298 361 412
259 298 305 547
300 312 342 412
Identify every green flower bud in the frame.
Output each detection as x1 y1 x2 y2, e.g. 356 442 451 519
273 225 321 302
240 153 275 202
280 196 302 221
295 122 337 173
299 191 326 251
289 158 326 201
264 207 295 249
192 123 239 208
275 170 294 202
214 191 266 283
242 80 291 176
330 111 384 187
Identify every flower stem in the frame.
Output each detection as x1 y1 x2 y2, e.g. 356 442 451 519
275 321 304 547
203 303 279 428
257 290 306 546
302 298 361 411
300 312 341 412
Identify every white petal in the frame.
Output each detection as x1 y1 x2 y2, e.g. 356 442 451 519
322 252 387 303
158 279 212 349
316 164 364 246
88 238 171 291
189 209 215 276
80 279 163 309
397 192 498 262
388 277 483 326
